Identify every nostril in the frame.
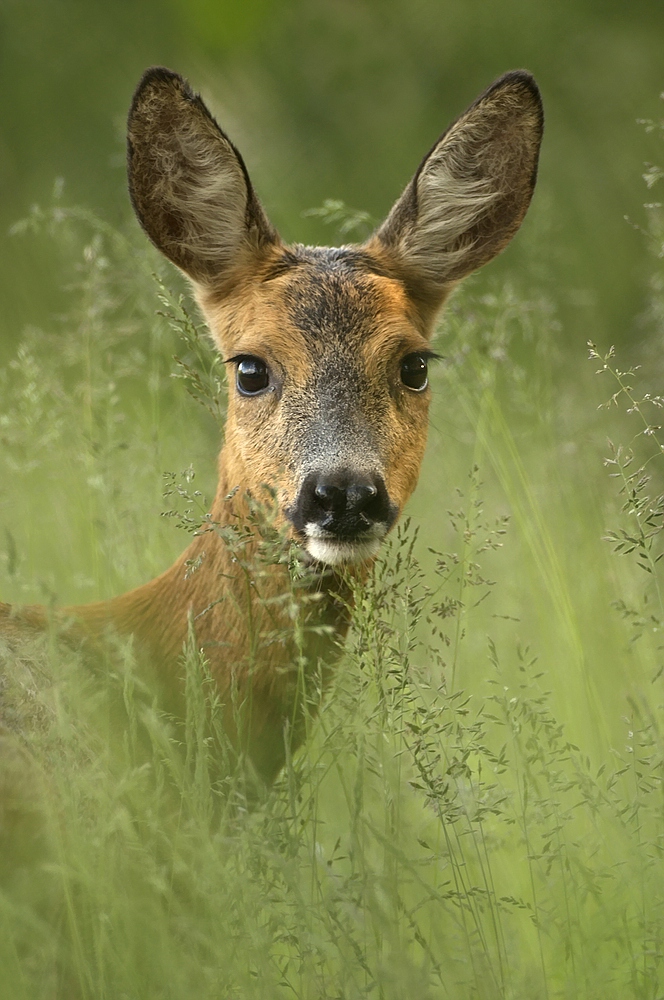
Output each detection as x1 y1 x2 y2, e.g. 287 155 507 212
314 482 346 513
347 483 378 513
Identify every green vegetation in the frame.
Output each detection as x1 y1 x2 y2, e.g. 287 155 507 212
1 108 664 994
2 4 664 996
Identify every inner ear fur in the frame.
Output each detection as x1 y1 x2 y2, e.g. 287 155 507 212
366 71 543 315
127 67 279 288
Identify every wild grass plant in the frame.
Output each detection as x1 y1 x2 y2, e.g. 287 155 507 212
1 145 664 998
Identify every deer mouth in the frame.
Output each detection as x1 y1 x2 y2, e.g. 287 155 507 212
302 522 387 566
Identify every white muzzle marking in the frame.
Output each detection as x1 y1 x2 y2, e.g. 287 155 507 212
304 522 386 566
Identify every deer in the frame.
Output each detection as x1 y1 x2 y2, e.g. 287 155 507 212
0 67 543 785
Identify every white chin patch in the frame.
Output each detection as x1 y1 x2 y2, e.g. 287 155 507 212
304 527 384 566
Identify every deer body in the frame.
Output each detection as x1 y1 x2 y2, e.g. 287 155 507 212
0 68 543 782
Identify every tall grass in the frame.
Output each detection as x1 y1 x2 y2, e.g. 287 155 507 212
1 140 664 997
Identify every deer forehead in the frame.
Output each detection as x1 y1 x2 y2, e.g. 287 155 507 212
204 246 430 383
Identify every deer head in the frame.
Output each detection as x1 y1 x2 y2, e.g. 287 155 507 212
127 67 543 568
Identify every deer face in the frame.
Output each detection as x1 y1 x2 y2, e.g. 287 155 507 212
127 67 543 565
201 246 433 564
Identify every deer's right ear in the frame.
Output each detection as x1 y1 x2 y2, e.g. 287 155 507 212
127 67 279 288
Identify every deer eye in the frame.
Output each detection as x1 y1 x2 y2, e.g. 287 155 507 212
400 353 429 391
236 357 269 395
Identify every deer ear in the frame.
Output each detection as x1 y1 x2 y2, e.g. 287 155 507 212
366 71 543 313
127 67 279 288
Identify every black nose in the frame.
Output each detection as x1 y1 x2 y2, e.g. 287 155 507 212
288 470 396 539
314 480 377 516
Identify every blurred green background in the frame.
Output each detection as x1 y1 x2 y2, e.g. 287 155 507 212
2 6 664 996
1 0 663 359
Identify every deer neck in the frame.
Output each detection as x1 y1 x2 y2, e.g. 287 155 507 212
78 442 358 696
74 442 361 779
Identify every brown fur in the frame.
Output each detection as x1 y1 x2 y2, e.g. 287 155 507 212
1 68 543 783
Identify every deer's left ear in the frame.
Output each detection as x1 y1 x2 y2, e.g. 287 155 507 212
366 71 543 314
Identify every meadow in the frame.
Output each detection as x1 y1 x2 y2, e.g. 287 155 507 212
0 112 663 998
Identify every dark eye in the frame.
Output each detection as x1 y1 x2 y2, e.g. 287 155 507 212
236 357 269 395
400 353 429 391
